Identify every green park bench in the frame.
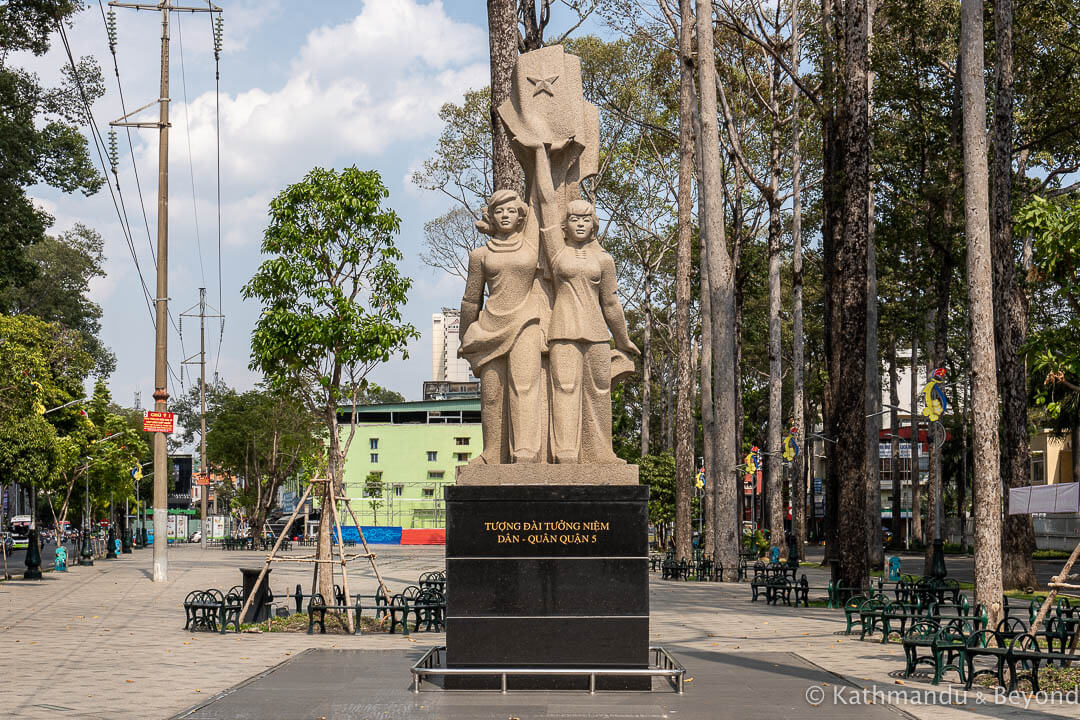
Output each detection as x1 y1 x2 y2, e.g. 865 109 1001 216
902 619 967 685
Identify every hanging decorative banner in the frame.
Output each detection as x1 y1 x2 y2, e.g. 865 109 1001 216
696 469 705 490
921 367 948 422
782 426 800 462
142 411 175 433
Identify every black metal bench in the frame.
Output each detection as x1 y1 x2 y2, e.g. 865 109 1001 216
183 586 243 633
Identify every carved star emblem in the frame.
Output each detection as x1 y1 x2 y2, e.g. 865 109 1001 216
527 74 559 97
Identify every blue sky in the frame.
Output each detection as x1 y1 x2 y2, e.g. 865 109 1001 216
26 0 597 411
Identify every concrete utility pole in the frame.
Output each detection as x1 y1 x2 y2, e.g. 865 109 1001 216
109 0 222 581
182 288 222 549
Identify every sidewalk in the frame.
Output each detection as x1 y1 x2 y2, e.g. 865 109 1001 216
0 544 1075 719
0 544 440 719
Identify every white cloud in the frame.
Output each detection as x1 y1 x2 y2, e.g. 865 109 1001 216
26 0 489 408
221 0 282 55
170 0 488 190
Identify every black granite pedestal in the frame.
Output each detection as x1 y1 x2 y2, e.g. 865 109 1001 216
444 484 649 690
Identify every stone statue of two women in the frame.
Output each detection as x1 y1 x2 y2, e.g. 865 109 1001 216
458 45 638 466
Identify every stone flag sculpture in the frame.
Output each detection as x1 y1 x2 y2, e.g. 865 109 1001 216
459 45 638 466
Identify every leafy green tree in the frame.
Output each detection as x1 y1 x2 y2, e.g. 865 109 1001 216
411 88 495 218
1016 195 1080 481
1 225 114 374
353 382 405 406
244 166 418 602
362 471 385 526
0 315 94 525
41 379 146 532
640 453 675 548
168 376 230 450
205 386 322 540
0 2 105 304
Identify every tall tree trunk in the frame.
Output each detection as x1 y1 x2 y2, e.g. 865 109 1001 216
673 0 695 560
697 0 738 575
694 96 717 554
864 209 881 568
487 0 519 191
660 360 669 451
829 0 871 590
992 0 1036 590
864 0 882 571
961 0 1004 628
700 242 716 553
820 0 842 567
924 345 939 573
732 161 746 470
641 273 653 457
765 58 785 545
790 0 807 555
318 406 339 603
925 249 951 571
1073 426 1080 482
889 335 901 548
959 369 970 549
910 335 922 544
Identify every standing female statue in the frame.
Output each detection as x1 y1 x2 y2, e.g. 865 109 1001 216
458 190 545 464
525 140 639 463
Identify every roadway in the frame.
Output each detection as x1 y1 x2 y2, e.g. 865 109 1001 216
1 538 81 575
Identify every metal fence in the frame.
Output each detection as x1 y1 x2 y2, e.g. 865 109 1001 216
1033 514 1080 551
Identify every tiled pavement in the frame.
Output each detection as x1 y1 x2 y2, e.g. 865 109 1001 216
0 545 1076 719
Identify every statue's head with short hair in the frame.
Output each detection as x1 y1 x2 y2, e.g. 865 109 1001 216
476 189 529 237
563 199 598 243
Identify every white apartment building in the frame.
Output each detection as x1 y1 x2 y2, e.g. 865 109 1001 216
431 309 476 384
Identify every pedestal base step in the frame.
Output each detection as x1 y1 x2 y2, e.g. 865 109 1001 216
411 646 686 693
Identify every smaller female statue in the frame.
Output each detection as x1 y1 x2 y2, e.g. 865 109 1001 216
458 190 545 464
525 140 639 463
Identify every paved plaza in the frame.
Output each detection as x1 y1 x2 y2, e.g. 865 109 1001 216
0 544 1076 719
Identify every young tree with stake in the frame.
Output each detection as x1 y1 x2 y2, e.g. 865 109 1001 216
244 167 418 604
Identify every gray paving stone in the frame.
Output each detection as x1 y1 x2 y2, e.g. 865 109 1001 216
0 544 1075 719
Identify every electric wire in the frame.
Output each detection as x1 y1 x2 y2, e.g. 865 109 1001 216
97 0 156 267
210 6 225 378
55 19 155 328
175 13 207 287
60 13 187 400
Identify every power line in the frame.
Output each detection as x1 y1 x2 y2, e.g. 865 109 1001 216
97 5 190 379
55 19 156 328
98 0 156 267
211 9 225 378
62 11 189 403
175 12 207 287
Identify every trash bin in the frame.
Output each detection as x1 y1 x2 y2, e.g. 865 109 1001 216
239 567 273 623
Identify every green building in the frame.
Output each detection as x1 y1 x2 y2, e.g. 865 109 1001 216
338 398 481 528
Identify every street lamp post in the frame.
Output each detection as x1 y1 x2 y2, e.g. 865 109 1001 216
22 397 89 579
105 492 118 559
23 483 42 580
80 461 94 566
78 431 123 566
122 496 132 553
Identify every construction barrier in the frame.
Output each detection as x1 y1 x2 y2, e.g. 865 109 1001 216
333 526 445 545
400 528 445 545
336 526 401 544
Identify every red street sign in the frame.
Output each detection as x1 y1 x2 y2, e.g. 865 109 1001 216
142 411 175 433
195 473 211 486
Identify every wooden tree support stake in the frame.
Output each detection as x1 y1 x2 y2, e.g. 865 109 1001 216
237 483 313 625
1030 539 1080 665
